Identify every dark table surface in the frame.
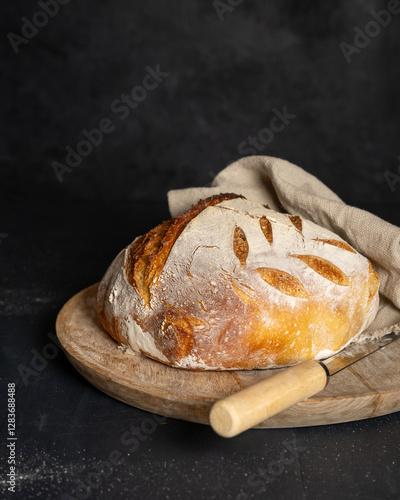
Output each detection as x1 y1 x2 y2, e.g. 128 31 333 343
2 196 400 500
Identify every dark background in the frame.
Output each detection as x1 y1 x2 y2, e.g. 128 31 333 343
2 1 400 500
2 0 400 205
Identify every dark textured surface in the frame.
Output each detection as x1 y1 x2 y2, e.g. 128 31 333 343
2 0 400 204
1 200 400 500
2 1 400 499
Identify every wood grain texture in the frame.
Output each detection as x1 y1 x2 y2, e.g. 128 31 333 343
55 284 400 429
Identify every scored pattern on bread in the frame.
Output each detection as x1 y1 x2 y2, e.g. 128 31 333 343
259 216 273 244
125 192 242 307
256 267 310 299
99 194 380 371
233 216 349 296
313 238 357 254
125 221 172 306
162 304 206 359
288 215 303 234
230 280 255 305
233 226 249 267
290 254 350 286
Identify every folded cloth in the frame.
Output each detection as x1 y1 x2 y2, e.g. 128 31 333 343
168 156 400 338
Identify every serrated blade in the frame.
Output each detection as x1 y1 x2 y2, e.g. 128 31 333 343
321 331 400 377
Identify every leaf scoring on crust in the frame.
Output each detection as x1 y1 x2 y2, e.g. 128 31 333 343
289 215 303 234
259 216 273 245
290 254 350 286
256 267 309 299
125 193 242 307
125 221 172 306
161 304 206 360
233 226 249 267
313 238 357 254
230 281 255 304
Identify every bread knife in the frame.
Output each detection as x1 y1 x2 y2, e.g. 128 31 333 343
209 331 400 437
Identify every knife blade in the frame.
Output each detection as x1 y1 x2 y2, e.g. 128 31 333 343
321 330 400 376
209 331 400 438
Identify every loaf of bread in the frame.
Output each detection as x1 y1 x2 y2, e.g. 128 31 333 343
97 193 379 370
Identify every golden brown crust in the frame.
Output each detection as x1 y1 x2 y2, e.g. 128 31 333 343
259 216 273 245
313 238 357 254
290 254 350 286
98 195 380 370
288 215 303 234
161 304 206 360
125 226 171 305
256 267 310 299
125 193 242 306
368 262 379 304
233 226 249 267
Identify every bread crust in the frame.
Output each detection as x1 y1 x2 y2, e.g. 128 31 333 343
98 194 379 370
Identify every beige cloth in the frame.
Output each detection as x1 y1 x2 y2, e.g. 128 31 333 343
168 156 400 337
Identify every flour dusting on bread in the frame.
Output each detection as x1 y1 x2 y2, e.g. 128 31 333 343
97 194 379 370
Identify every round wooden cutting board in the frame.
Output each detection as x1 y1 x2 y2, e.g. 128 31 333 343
55 284 400 429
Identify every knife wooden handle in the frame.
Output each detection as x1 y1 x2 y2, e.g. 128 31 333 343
209 361 328 438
